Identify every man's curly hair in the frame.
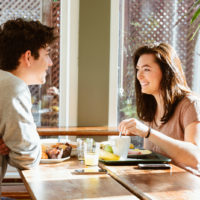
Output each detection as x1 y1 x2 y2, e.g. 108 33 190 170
0 18 57 71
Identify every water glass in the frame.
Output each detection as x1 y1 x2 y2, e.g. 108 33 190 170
77 138 85 161
84 141 100 166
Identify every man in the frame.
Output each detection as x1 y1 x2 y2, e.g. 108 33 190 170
0 18 56 191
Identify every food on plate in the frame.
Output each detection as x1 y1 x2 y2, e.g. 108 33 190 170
41 142 72 159
99 149 120 161
129 143 134 149
51 142 72 158
41 152 48 159
41 144 48 152
103 144 113 153
62 144 72 158
128 149 152 155
47 147 63 159
100 141 114 153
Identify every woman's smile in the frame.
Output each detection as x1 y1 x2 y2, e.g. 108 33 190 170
136 54 162 96
140 82 149 87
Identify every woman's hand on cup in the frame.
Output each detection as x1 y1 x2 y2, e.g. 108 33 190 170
118 118 148 138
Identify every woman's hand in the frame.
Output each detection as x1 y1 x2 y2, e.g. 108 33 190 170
118 118 149 138
0 138 10 155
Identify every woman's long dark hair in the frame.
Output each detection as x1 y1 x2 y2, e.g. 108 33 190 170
133 43 191 123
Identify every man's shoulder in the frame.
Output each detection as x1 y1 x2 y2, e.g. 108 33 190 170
0 70 28 95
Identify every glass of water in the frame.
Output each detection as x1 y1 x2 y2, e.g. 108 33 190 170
84 141 100 166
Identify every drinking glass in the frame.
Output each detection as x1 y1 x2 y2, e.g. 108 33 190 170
84 141 100 166
77 138 85 161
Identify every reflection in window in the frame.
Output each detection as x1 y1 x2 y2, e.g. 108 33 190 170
31 0 60 127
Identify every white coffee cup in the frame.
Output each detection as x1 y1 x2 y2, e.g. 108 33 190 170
110 136 131 160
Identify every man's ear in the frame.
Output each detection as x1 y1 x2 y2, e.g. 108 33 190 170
24 50 32 67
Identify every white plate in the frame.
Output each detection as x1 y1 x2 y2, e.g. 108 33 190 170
40 156 70 164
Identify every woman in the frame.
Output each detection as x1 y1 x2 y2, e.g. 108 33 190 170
119 43 200 173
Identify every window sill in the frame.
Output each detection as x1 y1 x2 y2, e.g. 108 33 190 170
37 127 118 136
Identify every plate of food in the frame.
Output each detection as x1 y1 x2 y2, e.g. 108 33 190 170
128 149 152 158
41 142 72 163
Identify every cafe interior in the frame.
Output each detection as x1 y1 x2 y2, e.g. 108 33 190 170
1 0 200 199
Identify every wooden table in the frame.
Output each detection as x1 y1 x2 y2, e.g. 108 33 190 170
99 163 200 200
19 156 200 200
19 158 138 200
37 127 119 136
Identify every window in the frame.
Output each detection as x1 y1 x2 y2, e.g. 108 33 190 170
31 0 61 127
115 0 200 147
0 0 60 127
0 0 79 128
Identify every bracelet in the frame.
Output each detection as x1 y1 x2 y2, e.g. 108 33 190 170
145 127 151 138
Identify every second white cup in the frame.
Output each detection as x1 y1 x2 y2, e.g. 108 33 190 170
111 136 131 160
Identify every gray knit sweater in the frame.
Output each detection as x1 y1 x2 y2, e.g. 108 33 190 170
0 70 41 182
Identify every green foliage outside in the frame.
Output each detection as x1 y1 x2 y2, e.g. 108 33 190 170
190 0 200 40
